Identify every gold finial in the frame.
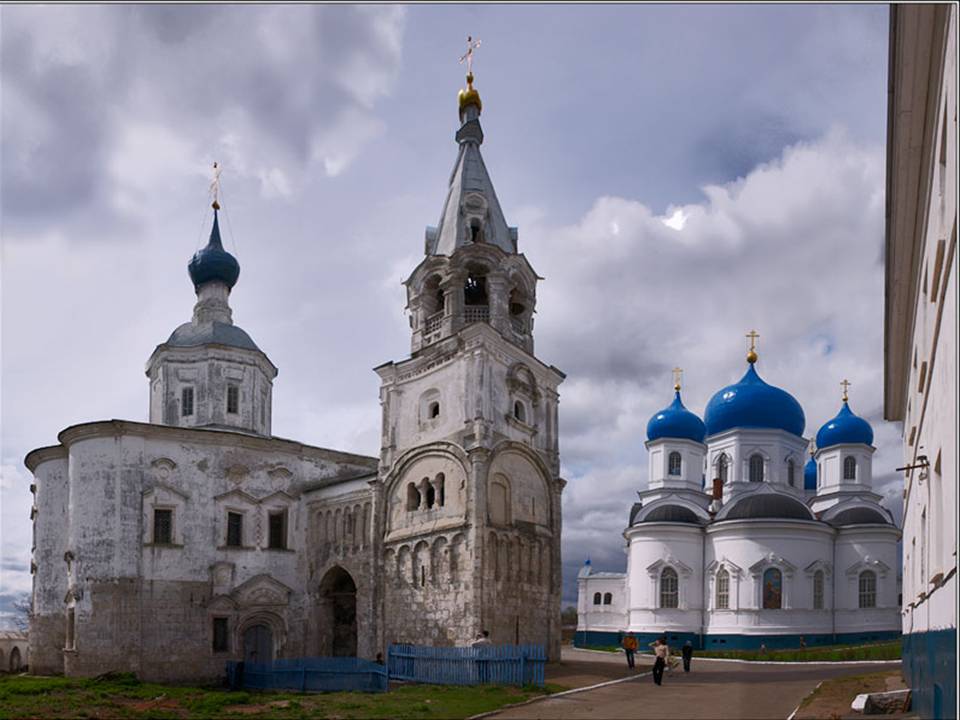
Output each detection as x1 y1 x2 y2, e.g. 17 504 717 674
672 366 683 392
210 161 222 210
457 36 483 114
841 378 851 403
745 329 759 364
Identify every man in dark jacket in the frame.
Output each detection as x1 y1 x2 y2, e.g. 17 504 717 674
681 641 694 672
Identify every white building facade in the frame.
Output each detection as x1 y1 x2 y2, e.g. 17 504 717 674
577 353 900 650
885 5 957 719
25 73 565 681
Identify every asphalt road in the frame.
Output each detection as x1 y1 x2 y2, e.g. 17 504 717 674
494 652 901 719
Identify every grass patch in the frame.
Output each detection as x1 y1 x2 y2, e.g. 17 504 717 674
0 674 558 719
689 640 900 662
575 645 621 653
793 669 905 719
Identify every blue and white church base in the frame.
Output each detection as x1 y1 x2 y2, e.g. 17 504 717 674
576 349 901 650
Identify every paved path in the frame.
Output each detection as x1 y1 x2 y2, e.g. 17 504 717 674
498 650 901 719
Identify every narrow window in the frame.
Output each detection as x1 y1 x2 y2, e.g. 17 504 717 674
268 510 286 550
858 571 877 608
227 385 239 415
660 567 679 609
212 617 229 652
787 460 795 487
436 474 445 507
260 394 266 426
749 454 764 482
843 456 857 481
65 606 76 650
153 508 173 544
668 452 682 477
603 592 613 605
813 570 824 610
514 401 526 422
426 483 436 509
716 568 730 609
406 483 421 511
429 401 440 419
226 512 243 548
181 387 194 417
593 592 602 605
762 568 782 609
717 454 729 483
420 565 426 588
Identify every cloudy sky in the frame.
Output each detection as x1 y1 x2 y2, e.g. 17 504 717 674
1 4 898 623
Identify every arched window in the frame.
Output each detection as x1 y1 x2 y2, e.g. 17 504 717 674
843 456 857 480
717 454 729 483
858 570 877 608
813 570 824 609
425 483 436 509
668 452 682 477
660 567 679 609
593 592 602 605
762 568 782 609
429 401 441 419
435 474 446 508
603 592 613 605
406 483 421 511
749 454 765 482
716 568 730 609
514 401 526 422
787 459 795 487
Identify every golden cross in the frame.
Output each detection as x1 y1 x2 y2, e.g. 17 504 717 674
458 35 482 75
841 378 851 402
209 161 222 210
745 329 760 354
672 367 683 391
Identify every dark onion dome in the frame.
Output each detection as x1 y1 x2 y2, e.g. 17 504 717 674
640 505 704 524
704 363 805 438
829 507 890 526
815 401 874 449
166 321 260 352
646 391 706 443
188 210 240 291
724 493 814 521
804 457 817 491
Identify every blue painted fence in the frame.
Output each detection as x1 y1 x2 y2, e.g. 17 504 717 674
388 643 546 687
226 657 387 693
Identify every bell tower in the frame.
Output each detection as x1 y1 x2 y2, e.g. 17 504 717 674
375 58 565 659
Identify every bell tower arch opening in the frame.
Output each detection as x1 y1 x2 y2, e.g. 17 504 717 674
318 566 357 657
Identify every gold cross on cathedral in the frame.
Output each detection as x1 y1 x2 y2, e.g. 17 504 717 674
672 367 683 391
459 35 482 75
746 329 759 363
841 378 851 402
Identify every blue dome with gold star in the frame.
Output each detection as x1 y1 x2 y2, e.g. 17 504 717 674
704 363 806 438
647 391 706 443
188 210 240 291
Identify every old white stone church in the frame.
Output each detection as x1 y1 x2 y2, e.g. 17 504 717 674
25 73 564 682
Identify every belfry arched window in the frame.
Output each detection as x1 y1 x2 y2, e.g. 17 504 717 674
858 570 876 608
717 454 729 483
749 454 765 482
603 592 613 605
593 592 602 605
716 568 730 609
787 459 795 487
813 570 824 609
659 567 679 609
762 568 782 609
668 452 682 477
843 457 857 481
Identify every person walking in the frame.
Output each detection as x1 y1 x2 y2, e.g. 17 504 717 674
621 632 638 669
472 630 492 683
649 636 669 685
681 640 693 672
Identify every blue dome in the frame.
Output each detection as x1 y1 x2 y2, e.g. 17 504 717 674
816 401 874 449
804 457 817 490
703 364 805 437
646 391 706 443
188 211 240 291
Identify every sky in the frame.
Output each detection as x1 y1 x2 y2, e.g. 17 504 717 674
0 4 898 625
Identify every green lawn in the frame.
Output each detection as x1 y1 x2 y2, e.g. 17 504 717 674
692 640 901 662
0 673 561 719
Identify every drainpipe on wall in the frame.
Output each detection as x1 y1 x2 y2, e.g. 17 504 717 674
832 531 837 644
700 522 707 650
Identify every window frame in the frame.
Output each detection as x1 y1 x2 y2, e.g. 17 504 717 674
659 567 679 609
212 617 230 653
592 592 602 605
226 511 244 548
267 509 287 550
602 592 613 605
181 386 195 417
858 570 877 609
716 568 730 609
153 507 174 545
226 384 240 415
668 451 682 477
749 454 765 483
843 456 857 481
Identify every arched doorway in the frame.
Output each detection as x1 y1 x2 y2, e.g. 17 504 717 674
242 624 273 665
9 646 22 672
319 566 357 657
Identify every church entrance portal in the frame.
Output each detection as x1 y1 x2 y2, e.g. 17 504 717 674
243 624 273 664
319 566 357 657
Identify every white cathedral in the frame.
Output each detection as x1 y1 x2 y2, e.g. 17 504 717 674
24 71 565 682
577 349 901 650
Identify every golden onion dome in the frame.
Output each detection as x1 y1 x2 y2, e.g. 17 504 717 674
458 72 482 114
